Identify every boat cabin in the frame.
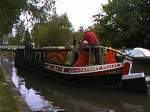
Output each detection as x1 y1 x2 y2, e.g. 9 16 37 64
16 46 125 67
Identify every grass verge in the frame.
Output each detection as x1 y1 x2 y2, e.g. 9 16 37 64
0 67 18 112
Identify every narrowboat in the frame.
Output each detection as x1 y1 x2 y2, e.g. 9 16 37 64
15 46 148 92
126 47 150 65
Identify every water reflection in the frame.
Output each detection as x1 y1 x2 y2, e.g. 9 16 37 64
11 67 64 112
1 57 150 112
15 67 148 112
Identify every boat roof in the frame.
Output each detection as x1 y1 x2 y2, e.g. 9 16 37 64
127 47 150 57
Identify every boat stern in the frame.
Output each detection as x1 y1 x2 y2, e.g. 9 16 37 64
120 73 147 92
120 58 148 92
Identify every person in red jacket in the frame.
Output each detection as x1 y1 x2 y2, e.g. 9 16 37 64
80 29 100 65
82 29 99 46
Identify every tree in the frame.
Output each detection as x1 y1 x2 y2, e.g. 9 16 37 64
32 14 73 47
13 21 26 45
8 36 21 45
93 0 150 48
0 0 56 45
24 29 32 43
0 0 25 45
31 23 50 47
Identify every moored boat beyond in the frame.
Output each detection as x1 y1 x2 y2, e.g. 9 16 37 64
126 47 150 65
15 46 148 92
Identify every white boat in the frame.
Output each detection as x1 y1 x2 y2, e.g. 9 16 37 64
126 47 150 65
126 48 150 57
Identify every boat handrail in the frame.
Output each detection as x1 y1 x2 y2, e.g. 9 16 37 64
19 45 132 59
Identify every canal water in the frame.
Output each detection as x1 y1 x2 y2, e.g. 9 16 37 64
1 57 150 112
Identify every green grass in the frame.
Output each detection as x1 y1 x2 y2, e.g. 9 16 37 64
0 68 18 112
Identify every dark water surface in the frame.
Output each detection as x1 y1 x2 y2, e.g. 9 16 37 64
1 57 150 112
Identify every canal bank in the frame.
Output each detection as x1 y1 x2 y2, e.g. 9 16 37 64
0 65 30 112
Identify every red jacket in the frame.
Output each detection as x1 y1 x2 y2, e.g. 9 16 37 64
82 31 99 45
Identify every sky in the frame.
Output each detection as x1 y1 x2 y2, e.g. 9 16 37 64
56 0 108 31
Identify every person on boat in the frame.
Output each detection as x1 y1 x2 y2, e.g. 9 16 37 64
71 34 79 65
81 28 100 65
24 40 33 58
82 29 99 47
73 34 77 46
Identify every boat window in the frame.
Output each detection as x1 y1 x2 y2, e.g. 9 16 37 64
115 52 124 62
